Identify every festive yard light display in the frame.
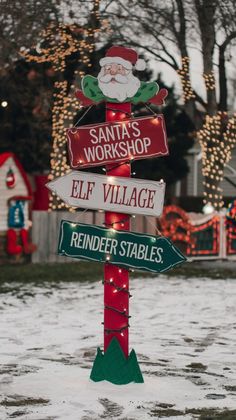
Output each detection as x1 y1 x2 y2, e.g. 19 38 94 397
22 3 107 210
177 53 236 210
22 22 85 210
158 205 194 250
198 112 236 210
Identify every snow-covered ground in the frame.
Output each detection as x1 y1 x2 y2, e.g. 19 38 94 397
0 275 236 419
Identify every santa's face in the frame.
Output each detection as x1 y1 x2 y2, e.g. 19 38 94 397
98 63 140 102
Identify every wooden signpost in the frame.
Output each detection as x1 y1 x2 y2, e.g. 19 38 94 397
51 45 186 385
47 170 166 217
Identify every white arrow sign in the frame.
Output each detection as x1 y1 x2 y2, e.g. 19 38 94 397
47 171 165 217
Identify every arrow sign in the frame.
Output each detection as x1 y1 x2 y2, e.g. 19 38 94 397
58 220 186 273
67 115 168 169
47 171 166 217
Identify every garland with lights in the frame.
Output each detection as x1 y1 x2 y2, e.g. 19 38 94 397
198 112 236 211
158 205 194 252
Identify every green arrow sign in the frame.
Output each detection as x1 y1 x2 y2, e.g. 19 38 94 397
58 220 186 273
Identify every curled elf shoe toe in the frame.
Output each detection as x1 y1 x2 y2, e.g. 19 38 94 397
148 88 168 106
75 90 96 107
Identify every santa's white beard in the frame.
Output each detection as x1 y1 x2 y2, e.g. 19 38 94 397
98 70 141 102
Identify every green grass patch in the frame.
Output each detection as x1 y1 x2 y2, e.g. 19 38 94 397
0 260 235 285
0 261 103 284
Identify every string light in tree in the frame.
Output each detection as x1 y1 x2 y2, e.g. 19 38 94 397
203 71 216 91
197 112 236 210
177 57 196 102
21 11 107 210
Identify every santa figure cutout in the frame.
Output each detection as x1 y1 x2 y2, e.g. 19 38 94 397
76 45 168 106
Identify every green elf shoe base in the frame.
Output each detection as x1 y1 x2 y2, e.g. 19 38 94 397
90 337 144 385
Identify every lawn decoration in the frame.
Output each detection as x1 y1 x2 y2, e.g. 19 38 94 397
0 153 36 257
226 199 236 227
226 199 236 255
47 46 186 384
158 205 195 254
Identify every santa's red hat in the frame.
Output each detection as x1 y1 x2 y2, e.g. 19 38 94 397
99 46 146 71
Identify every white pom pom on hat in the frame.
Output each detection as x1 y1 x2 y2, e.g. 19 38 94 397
135 59 146 71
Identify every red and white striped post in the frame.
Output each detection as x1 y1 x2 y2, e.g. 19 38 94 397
104 101 131 358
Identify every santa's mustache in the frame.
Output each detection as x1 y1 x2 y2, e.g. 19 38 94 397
99 73 128 84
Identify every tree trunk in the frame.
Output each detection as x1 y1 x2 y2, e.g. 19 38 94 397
219 32 236 112
219 47 227 112
195 0 217 116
